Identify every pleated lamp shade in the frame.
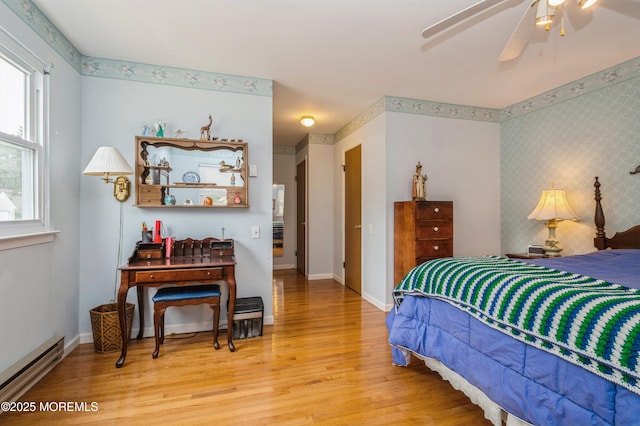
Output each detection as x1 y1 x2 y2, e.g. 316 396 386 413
83 147 133 176
527 189 578 222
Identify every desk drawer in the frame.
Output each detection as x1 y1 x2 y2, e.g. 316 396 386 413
210 248 234 257
135 268 223 283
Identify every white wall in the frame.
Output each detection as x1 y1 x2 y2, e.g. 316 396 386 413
78 77 273 339
273 152 296 269
331 109 501 311
307 143 334 279
0 3 82 371
385 112 501 257
333 114 387 307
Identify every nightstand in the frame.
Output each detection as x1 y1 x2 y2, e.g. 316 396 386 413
505 253 546 259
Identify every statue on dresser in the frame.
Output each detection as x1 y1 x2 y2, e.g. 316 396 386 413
412 162 427 201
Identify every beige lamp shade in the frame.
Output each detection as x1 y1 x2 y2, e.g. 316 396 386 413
527 189 578 222
83 147 133 176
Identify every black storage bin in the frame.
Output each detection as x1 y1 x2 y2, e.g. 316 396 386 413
232 297 264 339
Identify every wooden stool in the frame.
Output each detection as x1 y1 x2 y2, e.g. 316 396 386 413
152 284 221 359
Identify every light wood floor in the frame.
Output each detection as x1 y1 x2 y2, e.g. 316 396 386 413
2 270 491 425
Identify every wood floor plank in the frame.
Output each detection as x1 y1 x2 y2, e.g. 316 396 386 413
1 270 491 425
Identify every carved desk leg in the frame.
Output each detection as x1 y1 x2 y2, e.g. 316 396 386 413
136 286 144 340
116 270 130 368
227 265 236 352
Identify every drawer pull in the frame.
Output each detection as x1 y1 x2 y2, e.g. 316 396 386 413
146 254 152 259
433 245 439 251
207 272 211 276
434 207 440 213
433 226 439 232
149 274 154 279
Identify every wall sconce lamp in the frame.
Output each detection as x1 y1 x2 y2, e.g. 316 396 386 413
527 188 578 257
83 147 134 202
300 115 315 127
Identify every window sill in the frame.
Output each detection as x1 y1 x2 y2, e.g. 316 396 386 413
0 230 59 251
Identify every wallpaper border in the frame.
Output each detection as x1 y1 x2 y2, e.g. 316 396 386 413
335 96 500 142
2 0 272 97
500 56 640 122
80 56 272 97
4 0 639 134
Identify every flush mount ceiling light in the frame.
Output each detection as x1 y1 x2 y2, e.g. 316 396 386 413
300 115 315 127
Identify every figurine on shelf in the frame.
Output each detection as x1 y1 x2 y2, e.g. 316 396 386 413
154 120 165 137
174 129 187 138
412 161 428 201
200 115 213 140
141 123 151 136
230 173 236 186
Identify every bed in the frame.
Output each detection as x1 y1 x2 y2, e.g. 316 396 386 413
387 177 640 426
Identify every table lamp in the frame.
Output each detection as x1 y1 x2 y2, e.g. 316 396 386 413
527 188 578 257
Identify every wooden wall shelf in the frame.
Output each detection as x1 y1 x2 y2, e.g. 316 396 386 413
134 136 248 208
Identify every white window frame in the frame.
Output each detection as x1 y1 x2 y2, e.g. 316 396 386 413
0 26 55 250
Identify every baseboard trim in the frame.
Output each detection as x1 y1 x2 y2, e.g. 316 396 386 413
307 273 334 280
273 264 295 270
79 315 275 343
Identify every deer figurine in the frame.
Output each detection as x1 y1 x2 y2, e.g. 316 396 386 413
200 115 212 140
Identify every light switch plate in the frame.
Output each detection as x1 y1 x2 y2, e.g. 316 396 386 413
251 226 260 239
249 164 258 177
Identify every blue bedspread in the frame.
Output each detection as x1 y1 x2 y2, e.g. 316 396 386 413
387 250 640 425
524 249 640 290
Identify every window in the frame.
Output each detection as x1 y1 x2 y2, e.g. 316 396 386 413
0 27 51 245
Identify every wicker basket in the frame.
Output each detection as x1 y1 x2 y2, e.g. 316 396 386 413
89 303 135 353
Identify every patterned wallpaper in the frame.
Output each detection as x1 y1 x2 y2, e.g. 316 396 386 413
501 74 640 255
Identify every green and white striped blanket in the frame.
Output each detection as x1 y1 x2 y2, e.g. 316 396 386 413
393 256 640 395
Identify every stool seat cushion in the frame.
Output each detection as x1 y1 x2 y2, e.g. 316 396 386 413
152 284 221 302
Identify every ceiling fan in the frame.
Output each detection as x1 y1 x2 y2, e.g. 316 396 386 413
421 0 601 62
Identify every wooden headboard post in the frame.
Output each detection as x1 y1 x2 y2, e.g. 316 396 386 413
593 177 607 250
593 176 640 250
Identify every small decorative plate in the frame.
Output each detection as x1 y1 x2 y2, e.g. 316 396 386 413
182 171 200 183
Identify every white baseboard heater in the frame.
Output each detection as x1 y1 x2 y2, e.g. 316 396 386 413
0 336 64 404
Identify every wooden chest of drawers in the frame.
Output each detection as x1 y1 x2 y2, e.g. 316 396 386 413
394 200 453 285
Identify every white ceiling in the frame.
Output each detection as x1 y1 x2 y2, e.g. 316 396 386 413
32 0 640 146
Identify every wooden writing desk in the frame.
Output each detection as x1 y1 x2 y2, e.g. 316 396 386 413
116 238 236 368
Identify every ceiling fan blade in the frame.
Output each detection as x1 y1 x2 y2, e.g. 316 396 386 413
499 1 538 61
422 0 509 38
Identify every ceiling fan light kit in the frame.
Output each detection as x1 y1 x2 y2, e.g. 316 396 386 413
536 1 556 26
421 0 603 62
577 0 599 9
